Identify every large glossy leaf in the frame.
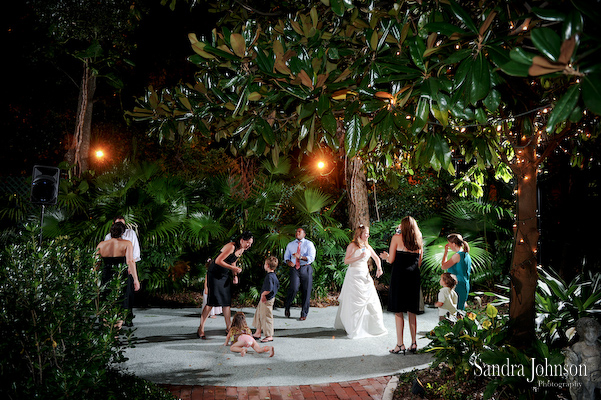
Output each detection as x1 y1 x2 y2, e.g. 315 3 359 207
330 0 345 16
408 36 426 72
321 111 337 136
563 10 584 40
498 60 530 77
431 133 452 171
230 33 246 58
344 114 362 158
256 117 275 145
448 0 478 34
483 89 501 111
546 84 580 133
375 111 395 143
469 53 490 104
425 22 467 36
531 28 561 62
317 94 330 117
531 7 565 22
411 97 429 135
581 73 601 115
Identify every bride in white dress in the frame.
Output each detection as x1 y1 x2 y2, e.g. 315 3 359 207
335 225 387 339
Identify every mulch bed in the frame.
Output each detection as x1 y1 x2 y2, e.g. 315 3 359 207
393 365 493 400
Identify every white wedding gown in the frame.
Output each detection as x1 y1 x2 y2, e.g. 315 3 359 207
334 249 387 339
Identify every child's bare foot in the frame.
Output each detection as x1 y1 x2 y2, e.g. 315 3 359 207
268 346 274 357
241 348 246 357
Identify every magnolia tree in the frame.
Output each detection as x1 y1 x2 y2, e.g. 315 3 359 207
129 0 600 345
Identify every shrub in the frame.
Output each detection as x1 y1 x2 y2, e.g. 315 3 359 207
425 304 509 381
0 233 165 399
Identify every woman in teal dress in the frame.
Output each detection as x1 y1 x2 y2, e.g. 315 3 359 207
441 233 471 310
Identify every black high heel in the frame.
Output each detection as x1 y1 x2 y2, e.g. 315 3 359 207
197 328 206 340
390 344 406 355
410 342 417 354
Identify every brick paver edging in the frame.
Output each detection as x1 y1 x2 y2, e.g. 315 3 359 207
162 376 393 400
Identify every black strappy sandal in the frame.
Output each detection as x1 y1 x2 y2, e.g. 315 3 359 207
389 344 406 355
409 342 418 354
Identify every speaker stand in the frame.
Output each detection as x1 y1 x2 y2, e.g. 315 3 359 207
39 205 45 247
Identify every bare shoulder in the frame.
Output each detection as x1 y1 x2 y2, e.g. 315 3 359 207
347 242 359 251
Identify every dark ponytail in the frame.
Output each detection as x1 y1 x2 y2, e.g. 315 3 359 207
447 233 470 253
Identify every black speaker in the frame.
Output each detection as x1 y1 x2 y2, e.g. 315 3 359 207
30 165 60 205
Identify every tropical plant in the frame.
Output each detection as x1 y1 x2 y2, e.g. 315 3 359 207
425 304 508 380
536 267 601 347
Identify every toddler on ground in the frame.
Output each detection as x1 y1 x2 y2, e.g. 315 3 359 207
225 312 274 357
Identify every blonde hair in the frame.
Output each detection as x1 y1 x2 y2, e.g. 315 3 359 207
231 312 248 330
352 224 368 248
447 233 470 253
400 216 422 251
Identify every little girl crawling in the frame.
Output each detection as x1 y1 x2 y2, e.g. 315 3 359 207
225 312 274 357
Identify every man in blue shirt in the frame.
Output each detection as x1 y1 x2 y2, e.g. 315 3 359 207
284 228 316 320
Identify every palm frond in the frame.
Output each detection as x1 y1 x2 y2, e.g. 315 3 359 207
422 237 493 278
261 157 292 175
184 212 227 248
292 188 331 215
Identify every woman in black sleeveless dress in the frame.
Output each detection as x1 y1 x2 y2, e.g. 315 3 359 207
380 216 423 355
96 222 140 329
197 231 254 339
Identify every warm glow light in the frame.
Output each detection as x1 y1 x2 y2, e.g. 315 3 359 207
317 161 325 169
95 150 104 158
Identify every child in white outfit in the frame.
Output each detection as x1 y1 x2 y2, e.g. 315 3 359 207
435 272 458 321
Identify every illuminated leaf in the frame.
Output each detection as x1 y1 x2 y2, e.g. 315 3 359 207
546 85 579 133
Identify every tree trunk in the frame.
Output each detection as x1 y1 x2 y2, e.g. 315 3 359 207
508 143 539 347
345 156 370 229
66 62 96 176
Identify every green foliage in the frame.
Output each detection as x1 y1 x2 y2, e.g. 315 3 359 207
0 232 150 399
536 266 601 347
425 304 508 381
371 169 453 223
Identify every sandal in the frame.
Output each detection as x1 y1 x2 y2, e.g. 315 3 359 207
260 337 273 343
410 342 417 354
389 344 406 355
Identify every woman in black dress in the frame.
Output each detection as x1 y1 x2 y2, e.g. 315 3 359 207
197 231 254 339
379 216 423 355
96 222 140 329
